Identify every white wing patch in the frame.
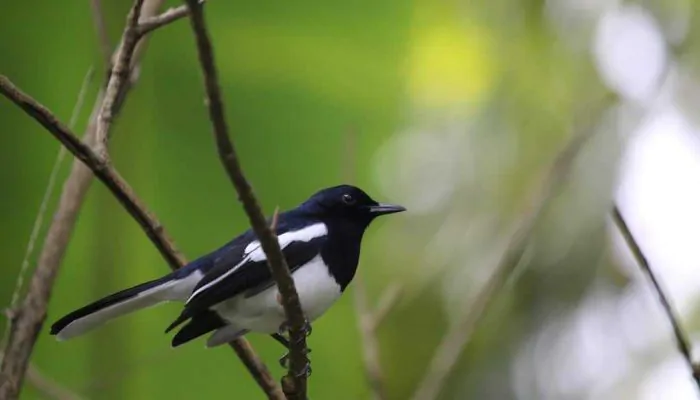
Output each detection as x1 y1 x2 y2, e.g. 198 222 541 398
242 223 327 261
186 222 327 303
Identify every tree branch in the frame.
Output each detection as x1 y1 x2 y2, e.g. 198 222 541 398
353 278 387 400
89 0 112 69
1 349 85 400
4 67 94 344
370 283 402 331
182 1 310 397
605 10 700 389
0 0 168 395
410 95 615 400
0 75 285 399
137 1 203 37
24 361 86 400
612 206 700 386
1 76 187 267
0 68 93 400
0 2 281 397
93 0 144 158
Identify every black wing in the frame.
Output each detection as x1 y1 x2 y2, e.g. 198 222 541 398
165 221 326 332
171 310 226 347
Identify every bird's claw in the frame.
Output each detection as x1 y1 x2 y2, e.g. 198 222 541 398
295 362 312 378
277 319 313 375
281 357 312 378
278 348 312 369
279 353 289 368
277 319 313 340
277 322 289 337
301 319 312 337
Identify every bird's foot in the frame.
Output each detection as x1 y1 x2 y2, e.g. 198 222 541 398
277 319 313 376
277 321 288 337
279 353 312 377
271 332 290 348
301 319 312 338
296 362 312 378
277 318 313 340
279 352 289 368
278 347 312 369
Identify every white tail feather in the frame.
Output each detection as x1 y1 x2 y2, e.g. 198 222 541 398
55 271 202 340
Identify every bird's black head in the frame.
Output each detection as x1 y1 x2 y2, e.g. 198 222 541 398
298 185 405 227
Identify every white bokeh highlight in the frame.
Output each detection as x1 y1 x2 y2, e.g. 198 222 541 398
593 5 667 104
374 1 700 398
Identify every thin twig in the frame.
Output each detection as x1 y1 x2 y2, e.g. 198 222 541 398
410 95 615 400
4 67 94 347
228 343 283 399
89 0 112 69
94 0 144 158
1 349 86 400
270 207 281 230
0 1 279 397
0 69 94 400
354 280 386 400
612 206 700 386
0 75 284 400
0 76 185 270
604 9 700 389
25 362 86 400
0 93 102 399
0 0 164 386
116 0 166 92
370 283 403 331
183 0 310 397
344 127 390 399
137 1 203 36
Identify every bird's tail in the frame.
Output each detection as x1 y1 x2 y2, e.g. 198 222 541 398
50 269 202 341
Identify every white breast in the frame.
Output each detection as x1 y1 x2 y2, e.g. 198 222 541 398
213 255 342 333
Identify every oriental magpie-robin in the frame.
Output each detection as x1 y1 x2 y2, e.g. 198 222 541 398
50 185 405 367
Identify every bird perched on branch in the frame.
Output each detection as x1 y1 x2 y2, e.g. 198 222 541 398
50 184 405 373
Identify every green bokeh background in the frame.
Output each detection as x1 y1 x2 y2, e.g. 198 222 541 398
3 1 698 399
1 1 413 398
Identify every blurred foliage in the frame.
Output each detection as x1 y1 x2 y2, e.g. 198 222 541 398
2 0 700 399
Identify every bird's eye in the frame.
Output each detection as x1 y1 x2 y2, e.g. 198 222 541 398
342 194 356 205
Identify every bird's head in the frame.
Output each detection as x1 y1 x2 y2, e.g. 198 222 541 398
298 185 405 228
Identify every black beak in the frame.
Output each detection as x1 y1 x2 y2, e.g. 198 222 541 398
368 203 406 216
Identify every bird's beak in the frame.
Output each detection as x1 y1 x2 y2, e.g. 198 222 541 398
368 203 406 216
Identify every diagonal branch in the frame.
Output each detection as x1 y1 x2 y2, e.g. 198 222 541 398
182 1 310 397
0 75 285 399
24 361 86 400
0 0 165 396
410 95 615 400
612 206 700 387
0 1 281 397
136 1 203 36
4 67 94 344
89 0 112 68
606 10 700 390
354 279 387 400
369 283 402 332
93 0 144 158
0 76 185 268
0 349 87 400
0 70 94 400
24 361 85 400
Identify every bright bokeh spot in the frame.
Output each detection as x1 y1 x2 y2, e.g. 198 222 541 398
406 2 496 107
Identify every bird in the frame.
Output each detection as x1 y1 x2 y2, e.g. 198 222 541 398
50 184 405 372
